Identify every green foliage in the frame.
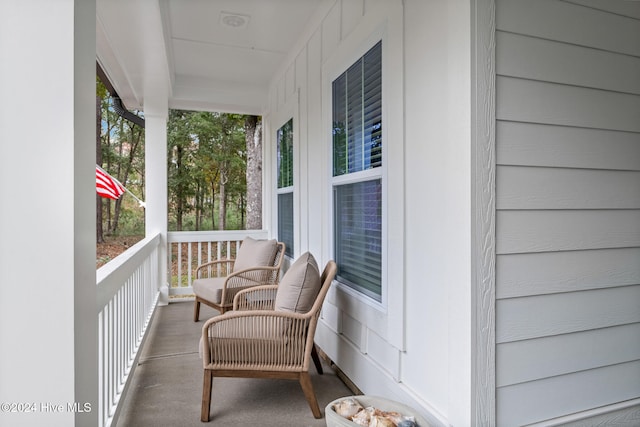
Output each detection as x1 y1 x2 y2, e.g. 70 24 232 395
167 109 249 231
96 77 108 99
98 84 146 237
97 93 253 236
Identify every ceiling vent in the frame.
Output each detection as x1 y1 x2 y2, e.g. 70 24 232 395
220 11 250 29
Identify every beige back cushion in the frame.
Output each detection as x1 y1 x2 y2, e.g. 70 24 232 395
233 237 279 272
274 252 321 313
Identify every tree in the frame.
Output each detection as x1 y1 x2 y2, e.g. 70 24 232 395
166 110 259 232
167 110 196 231
97 77 146 240
96 79 107 243
245 115 262 229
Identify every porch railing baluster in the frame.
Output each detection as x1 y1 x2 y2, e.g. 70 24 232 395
166 230 268 298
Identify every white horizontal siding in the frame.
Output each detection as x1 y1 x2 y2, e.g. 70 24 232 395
496 31 640 95
496 0 640 57
496 285 640 343
497 248 640 299
551 402 640 427
497 360 640 426
497 210 640 254
497 323 640 387
497 122 640 171
495 0 640 425
497 166 640 210
563 0 640 20
497 77 640 133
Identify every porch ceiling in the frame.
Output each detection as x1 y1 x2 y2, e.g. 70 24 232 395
96 0 325 115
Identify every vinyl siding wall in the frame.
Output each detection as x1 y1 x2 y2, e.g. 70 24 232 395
495 1 640 425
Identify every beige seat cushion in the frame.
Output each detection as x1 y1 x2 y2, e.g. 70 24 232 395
193 277 225 303
233 237 279 272
274 252 321 313
198 317 291 358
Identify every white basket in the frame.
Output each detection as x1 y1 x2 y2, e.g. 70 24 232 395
325 396 431 427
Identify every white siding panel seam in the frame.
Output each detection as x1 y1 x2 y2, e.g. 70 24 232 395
496 121 640 171
496 283 640 302
496 74 640 102
497 118 640 136
496 248 640 299
496 360 640 426
562 0 640 21
497 356 640 389
496 0 640 57
524 399 640 427
497 163 640 172
496 165 640 210
496 77 640 133
497 28 640 61
496 323 640 387
496 209 640 255
496 285 640 343
496 246 640 257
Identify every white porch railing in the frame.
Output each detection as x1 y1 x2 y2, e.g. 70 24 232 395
96 233 161 427
167 230 268 297
93 230 268 427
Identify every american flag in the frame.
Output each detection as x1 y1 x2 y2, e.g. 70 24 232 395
96 165 125 200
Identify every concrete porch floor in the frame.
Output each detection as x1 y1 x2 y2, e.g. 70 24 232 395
115 300 356 427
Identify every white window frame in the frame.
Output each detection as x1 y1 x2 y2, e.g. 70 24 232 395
322 2 404 349
272 93 300 260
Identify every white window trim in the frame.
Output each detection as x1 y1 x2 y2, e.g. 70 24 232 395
321 1 404 350
272 91 300 259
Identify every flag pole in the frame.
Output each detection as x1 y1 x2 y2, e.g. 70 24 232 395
96 164 146 208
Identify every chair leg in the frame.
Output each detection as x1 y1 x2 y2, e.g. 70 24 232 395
311 345 323 375
201 370 213 422
194 300 201 322
299 372 321 419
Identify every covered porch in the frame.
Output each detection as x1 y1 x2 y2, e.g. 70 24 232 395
5 0 638 426
3 0 482 425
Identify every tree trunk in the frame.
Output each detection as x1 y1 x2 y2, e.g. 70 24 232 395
195 182 202 231
210 179 216 230
245 115 262 229
96 95 105 243
218 170 227 230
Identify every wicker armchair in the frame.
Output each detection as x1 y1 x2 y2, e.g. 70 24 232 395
193 238 285 321
200 254 337 422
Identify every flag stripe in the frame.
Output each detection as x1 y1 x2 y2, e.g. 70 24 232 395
96 166 125 200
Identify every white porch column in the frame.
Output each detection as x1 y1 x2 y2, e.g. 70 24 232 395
145 100 169 305
0 1 97 426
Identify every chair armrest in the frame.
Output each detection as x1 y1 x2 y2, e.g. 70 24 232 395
229 265 281 282
195 259 235 278
233 285 278 311
218 266 281 307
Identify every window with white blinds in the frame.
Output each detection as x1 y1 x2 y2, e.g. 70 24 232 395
276 119 294 257
332 41 383 301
